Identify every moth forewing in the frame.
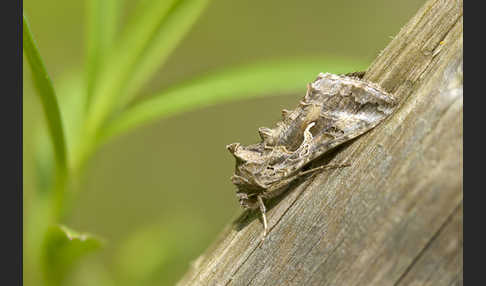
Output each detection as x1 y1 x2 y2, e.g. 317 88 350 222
227 72 397 241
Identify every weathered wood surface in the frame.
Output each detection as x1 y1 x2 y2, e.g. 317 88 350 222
178 0 463 285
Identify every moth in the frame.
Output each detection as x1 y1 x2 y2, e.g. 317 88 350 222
227 72 397 240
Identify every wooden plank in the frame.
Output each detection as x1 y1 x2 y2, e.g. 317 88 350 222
178 0 463 285
395 203 463 286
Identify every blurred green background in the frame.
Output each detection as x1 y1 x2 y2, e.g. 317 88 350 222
23 0 424 285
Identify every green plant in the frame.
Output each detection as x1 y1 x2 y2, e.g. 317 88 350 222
23 0 368 285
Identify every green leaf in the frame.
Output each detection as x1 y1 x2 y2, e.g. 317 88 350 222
85 0 121 108
85 0 210 142
34 70 87 194
34 130 55 194
120 0 211 104
100 57 369 144
42 225 103 285
23 13 68 176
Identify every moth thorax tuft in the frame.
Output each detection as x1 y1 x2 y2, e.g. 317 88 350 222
258 127 275 145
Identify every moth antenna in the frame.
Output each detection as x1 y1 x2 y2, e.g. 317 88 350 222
298 162 351 177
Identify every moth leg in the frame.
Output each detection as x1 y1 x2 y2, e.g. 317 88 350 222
257 195 268 241
298 162 351 177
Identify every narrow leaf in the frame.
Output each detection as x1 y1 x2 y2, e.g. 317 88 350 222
23 13 68 174
35 71 86 193
85 0 209 140
85 0 120 108
100 57 369 144
121 0 210 104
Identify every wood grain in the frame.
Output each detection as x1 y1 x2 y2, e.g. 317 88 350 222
178 0 463 285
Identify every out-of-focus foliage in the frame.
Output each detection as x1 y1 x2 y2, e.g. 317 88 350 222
42 225 102 285
23 14 67 179
101 57 366 144
23 0 425 285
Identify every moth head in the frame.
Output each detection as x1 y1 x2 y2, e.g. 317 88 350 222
226 143 247 162
228 139 290 198
230 172 267 193
227 142 266 164
226 142 240 154
227 143 272 198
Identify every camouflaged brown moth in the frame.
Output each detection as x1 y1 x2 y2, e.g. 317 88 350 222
227 72 397 241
